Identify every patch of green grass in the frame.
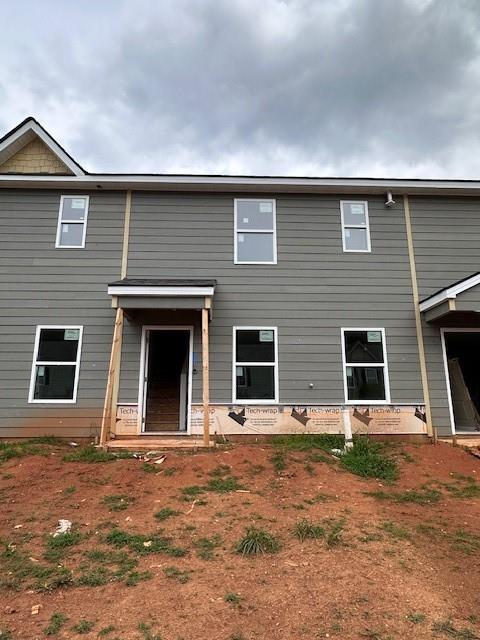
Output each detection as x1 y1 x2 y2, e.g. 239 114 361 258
325 518 346 548
154 507 180 521
163 566 191 583
340 438 398 482
270 449 288 472
125 570 153 586
98 626 116 637
43 612 67 636
195 534 222 560
0 440 44 463
304 462 315 475
71 620 94 635
450 529 480 555
142 462 162 474
407 612 426 624
444 480 480 499
0 630 13 640
236 526 280 555
77 566 110 587
293 519 325 542
205 476 243 492
306 451 335 464
163 467 177 476
224 592 242 606
101 494 135 512
272 433 345 452
63 446 131 463
431 619 478 639
209 464 231 477
138 622 162 640
44 530 82 563
181 485 204 497
366 487 441 505
380 521 411 541
62 485 76 496
105 528 186 557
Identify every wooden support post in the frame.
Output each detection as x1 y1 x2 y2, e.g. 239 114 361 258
201 307 210 447
99 307 124 447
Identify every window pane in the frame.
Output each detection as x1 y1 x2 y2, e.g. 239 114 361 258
236 200 274 230
33 365 76 400
61 197 87 221
237 232 274 262
59 222 84 247
236 329 275 363
346 366 386 401
236 365 275 400
37 329 79 362
343 202 366 226
344 227 368 251
345 331 384 363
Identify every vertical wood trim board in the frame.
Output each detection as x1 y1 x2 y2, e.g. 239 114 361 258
202 307 210 446
121 190 132 279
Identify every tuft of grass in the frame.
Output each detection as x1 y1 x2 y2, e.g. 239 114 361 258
0 440 44 463
293 519 325 542
63 446 131 463
407 612 426 625
325 518 346 548
341 438 398 482
181 485 204 497
431 619 478 639
195 534 222 560
44 530 82 563
270 450 287 472
154 507 180 521
224 592 242 606
205 476 243 492
138 621 162 640
105 528 185 557
101 494 135 512
163 467 177 476
142 462 162 474
443 478 480 499
62 485 76 496
98 626 116 637
450 529 480 556
125 570 153 586
380 521 411 541
272 433 345 452
366 487 441 505
43 612 67 636
236 526 280 555
0 631 13 640
71 620 95 635
163 566 191 583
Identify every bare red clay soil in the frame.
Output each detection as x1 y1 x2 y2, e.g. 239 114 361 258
0 441 479 640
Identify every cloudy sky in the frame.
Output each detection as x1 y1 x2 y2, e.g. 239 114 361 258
1 0 480 177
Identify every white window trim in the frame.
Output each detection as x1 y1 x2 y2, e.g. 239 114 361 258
28 325 84 404
340 327 390 405
232 326 279 404
234 198 277 265
340 200 371 253
55 195 90 249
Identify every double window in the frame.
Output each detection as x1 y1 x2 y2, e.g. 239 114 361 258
56 196 89 248
234 199 277 264
29 326 83 403
340 201 371 252
341 328 390 403
233 327 278 403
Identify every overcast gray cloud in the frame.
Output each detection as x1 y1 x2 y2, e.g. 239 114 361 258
1 0 480 177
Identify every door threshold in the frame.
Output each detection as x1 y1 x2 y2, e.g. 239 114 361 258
141 431 189 436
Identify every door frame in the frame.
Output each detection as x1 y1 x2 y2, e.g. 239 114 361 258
138 325 194 435
440 327 480 435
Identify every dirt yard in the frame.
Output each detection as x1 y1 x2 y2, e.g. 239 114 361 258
0 438 479 640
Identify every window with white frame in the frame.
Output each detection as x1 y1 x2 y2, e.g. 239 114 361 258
342 328 390 403
233 327 278 402
340 201 371 252
234 199 277 264
56 196 89 248
29 327 83 402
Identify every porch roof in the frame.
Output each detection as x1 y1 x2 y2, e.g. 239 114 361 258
107 278 216 311
419 272 480 325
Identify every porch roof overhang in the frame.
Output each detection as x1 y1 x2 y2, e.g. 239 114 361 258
419 272 480 325
107 278 216 314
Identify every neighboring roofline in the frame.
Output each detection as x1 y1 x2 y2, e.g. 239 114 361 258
0 117 86 176
419 272 480 312
5 173 480 195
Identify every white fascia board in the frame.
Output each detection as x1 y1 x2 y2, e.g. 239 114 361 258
419 272 480 312
107 285 215 297
0 121 85 176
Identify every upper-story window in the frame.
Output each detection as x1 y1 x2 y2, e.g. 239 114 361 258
340 201 371 252
234 199 277 264
56 195 89 248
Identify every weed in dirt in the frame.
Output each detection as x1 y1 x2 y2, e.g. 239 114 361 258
209 464 231 477
0 544 73 592
63 446 131 463
141 462 162 474
293 519 325 541
273 433 345 451
325 518 346 547
380 521 411 541
154 507 180 521
43 612 67 636
138 622 162 640
450 530 480 555
236 526 281 555
341 438 398 482
125 570 153 586
304 462 315 475
292 503 306 510
163 566 191 583
306 451 335 464
443 478 480 499
181 485 204 498
366 487 441 505
230 634 247 640
432 619 478 639
98 626 116 637
0 440 44 463
105 528 186 557
195 534 222 560
163 467 177 476
304 492 337 505
0 631 12 640
224 592 242 606
205 476 243 492
407 612 426 624
71 620 95 635
270 450 287 472
77 566 110 586
44 530 82 563
360 630 391 640
101 494 136 512
63 485 76 495
248 464 265 475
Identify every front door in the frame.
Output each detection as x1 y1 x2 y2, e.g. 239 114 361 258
142 328 191 433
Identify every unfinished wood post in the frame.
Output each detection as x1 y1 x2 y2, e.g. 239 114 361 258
99 307 124 447
201 307 210 447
